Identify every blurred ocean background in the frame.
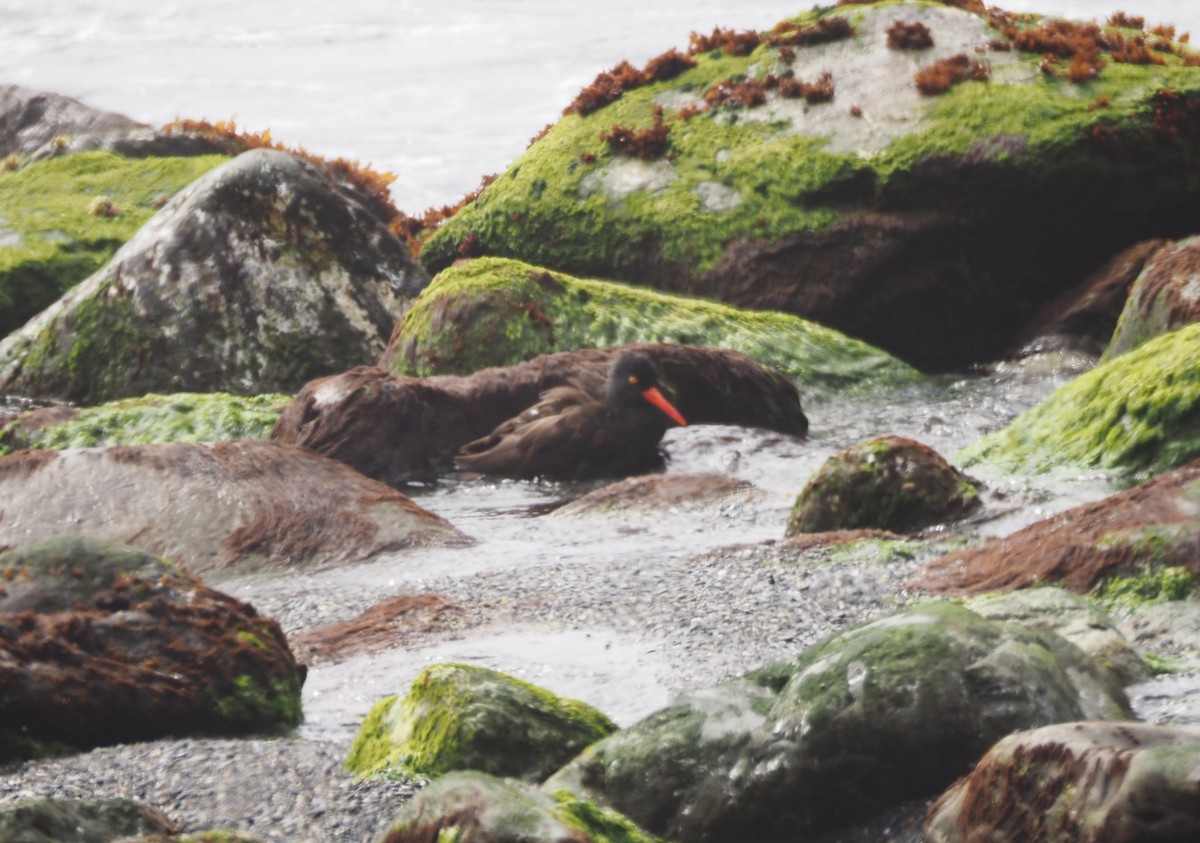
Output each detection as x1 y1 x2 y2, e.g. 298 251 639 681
1 0 1196 213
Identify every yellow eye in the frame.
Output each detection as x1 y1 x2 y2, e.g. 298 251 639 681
628 374 639 385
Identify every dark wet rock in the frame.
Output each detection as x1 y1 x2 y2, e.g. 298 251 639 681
0 85 142 157
0 148 429 403
347 663 616 782
911 460 1200 595
0 797 174 843
0 392 288 455
785 435 981 535
380 771 658 843
1011 238 1168 356
545 600 1130 842
960 323 1200 477
419 3 1200 370
967 587 1149 686
0 439 468 579
553 473 758 517
273 344 808 485
1103 234 1200 360
26 126 245 162
388 255 919 400
0 537 304 763
925 721 1200 843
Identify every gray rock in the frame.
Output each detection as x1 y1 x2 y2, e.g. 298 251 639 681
0 85 142 158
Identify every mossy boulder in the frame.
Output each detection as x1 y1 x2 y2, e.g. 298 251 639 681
0 149 228 337
967 587 1149 686
0 537 304 763
0 391 289 455
420 1 1200 370
0 147 429 403
786 435 981 535
1102 234 1200 361
911 460 1200 595
0 797 174 843
959 323 1200 478
388 256 919 399
925 721 1200 842
347 663 616 782
546 600 1130 842
0 440 468 578
379 771 663 843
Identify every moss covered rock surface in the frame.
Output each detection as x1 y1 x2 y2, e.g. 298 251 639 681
1102 234 1200 361
0 148 429 403
420 1 1200 370
0 797 175 843
546 600 1129 842
389 256 919 399
348 663 616 782
0 537 304 764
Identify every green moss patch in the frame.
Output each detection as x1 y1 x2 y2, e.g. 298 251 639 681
391 256 919 398
0 151 228 337
0 391 290 456
1094 563 1196 614
959 323 1200 478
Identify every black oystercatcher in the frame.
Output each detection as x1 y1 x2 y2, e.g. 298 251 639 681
454 352 688 480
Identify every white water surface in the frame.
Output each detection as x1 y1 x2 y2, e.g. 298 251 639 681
1 0 1196 212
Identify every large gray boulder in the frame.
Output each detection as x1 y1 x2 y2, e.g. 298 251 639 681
0 85 142 157
0 148 429 403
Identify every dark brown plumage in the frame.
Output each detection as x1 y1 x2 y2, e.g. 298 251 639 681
454 352 688 480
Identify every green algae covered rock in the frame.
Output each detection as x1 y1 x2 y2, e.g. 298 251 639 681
0 150 228 337
347 663 617 782
0 797 175 843
387 256 919 399
786 435 981 535
379 771 664 843
0 391 289 456
1102 234 1200 361
0 536 304 763
546 600 1130 842
925 721 1200 842
960 323 1200 478
419 1 1200 370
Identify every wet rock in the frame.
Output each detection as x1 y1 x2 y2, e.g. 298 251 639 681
960 323 1200 477
1011 238 1168 356
380 771 657 843
925 721 1200 842
545 600 1130 842
347 663 616 782
1103 234 1200 360
419 3 1200 370
273 344 808 485
911 460 1200 595
1118 600 1200 663
967 587 1149 686
0 537 304 763
0 392 288 454
785 435 981 535
553 472 758 517
0 797 175 842
0 150 228 338
0 148 429 403
388 256 919 400
290 593 465 666
0 439 468 579
0 85 142 157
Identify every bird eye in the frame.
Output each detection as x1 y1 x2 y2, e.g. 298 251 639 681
628 375 638 385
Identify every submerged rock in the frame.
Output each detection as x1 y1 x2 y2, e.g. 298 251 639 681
420 1 1200 370
274 344 808 485
1103 234 1200 360
545 600 1129 842
0 439 468 578
347 663 616 782
380 772 660 843
388 256 919 399
911 460 1200 595
786 435 981 535
0 148 429 403
960 323 1200 477
0 537 304 763
925 721 1200 842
